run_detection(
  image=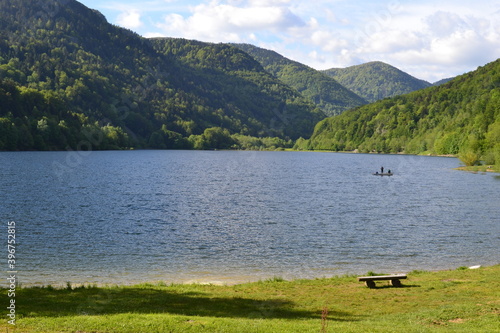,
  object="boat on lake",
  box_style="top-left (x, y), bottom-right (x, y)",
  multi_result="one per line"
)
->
top-left (373, 172), bottom-right (393, 176)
